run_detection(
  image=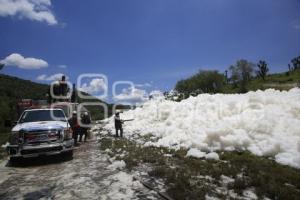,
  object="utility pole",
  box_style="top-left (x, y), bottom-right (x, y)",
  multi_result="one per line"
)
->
top-left (225, 70), bottom-right (228, 83)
